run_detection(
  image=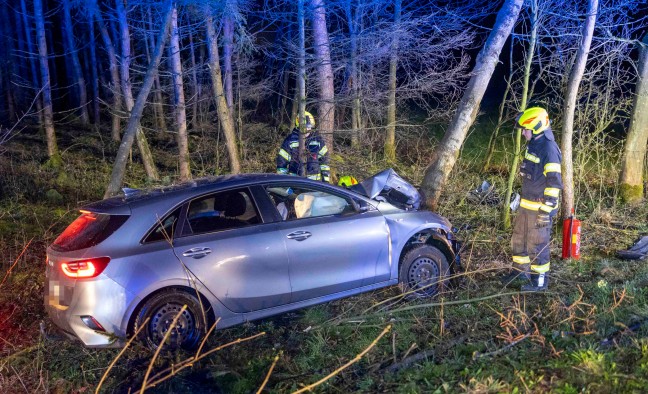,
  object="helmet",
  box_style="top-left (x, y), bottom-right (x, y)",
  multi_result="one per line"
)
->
top-left (338, 175), bottom-right (358, 188)
top-left (517, 107), bottom-right (550, 134)
top-left (296, 111), bottom-right (316, 131)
